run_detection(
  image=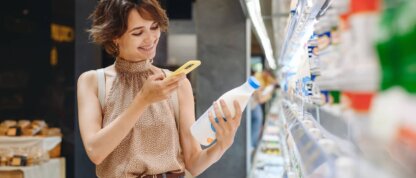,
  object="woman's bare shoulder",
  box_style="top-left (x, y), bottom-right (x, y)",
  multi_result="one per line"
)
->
top-left (77, 70), bottom-right (98, 96)
top-left (78, 70), bottom-right (97, 84)
top-left (78, 65), bottom-right (115, 84)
